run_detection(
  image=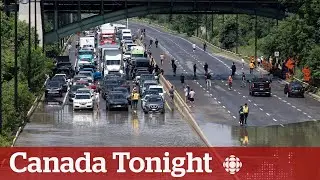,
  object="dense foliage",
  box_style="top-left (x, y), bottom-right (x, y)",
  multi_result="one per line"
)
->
top-left (143, 0), bottom-right (320, 82)
top-left (0, 12), bottom-right (58, 146)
